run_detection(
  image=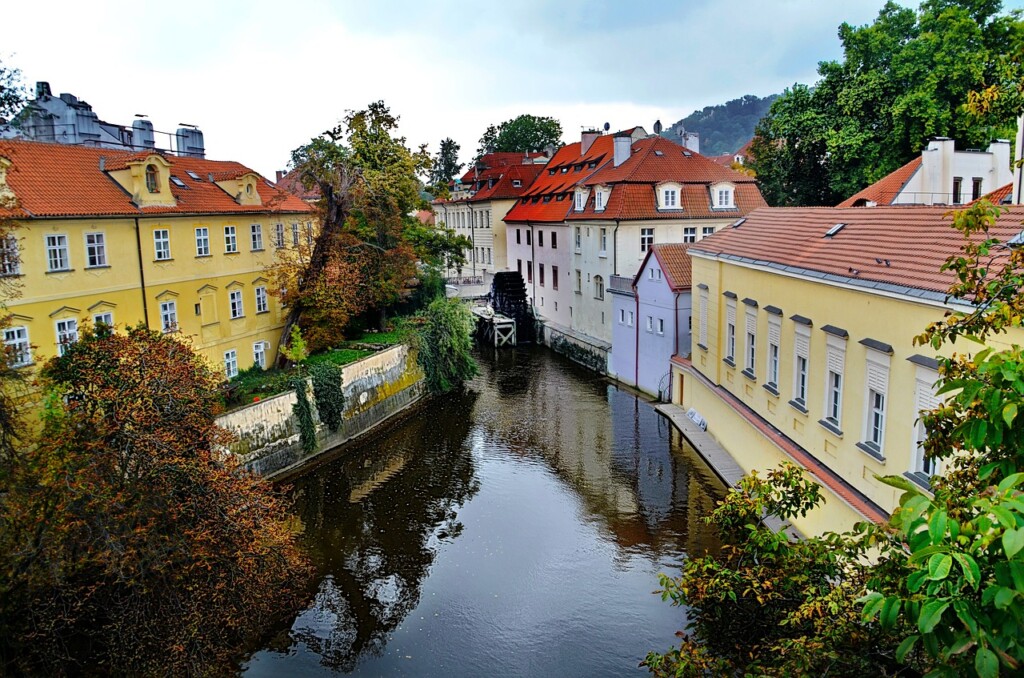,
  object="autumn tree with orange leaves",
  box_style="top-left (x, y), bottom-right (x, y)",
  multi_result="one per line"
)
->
top-left (0, 324), bottom-right (310, 675)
